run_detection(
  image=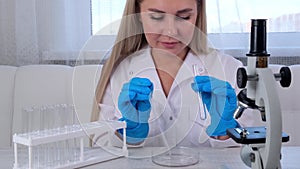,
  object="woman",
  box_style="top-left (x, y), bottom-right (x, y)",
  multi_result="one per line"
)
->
top-left (91, 0), bottom-right (252, 148)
